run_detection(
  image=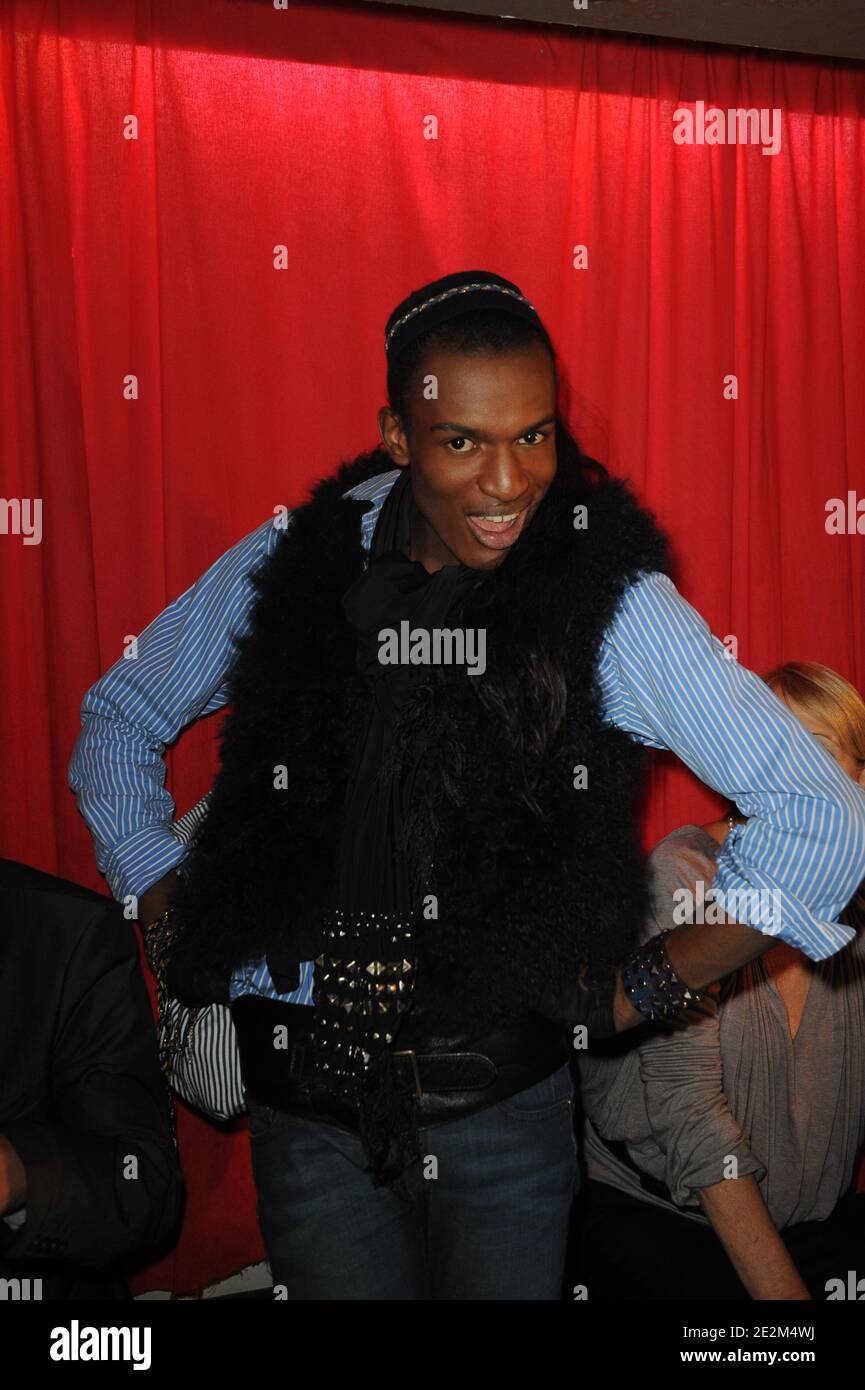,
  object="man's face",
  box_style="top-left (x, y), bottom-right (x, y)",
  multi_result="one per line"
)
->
top-left (378, 344), bottom-right (558, 572)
